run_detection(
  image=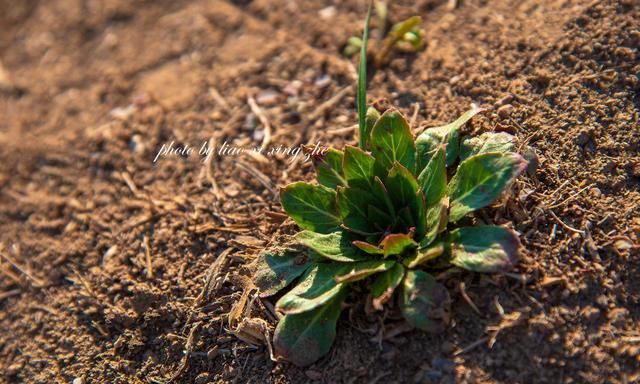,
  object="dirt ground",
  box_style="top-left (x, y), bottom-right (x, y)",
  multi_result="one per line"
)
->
top-left (0, 0), bottom-right (639, 383)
